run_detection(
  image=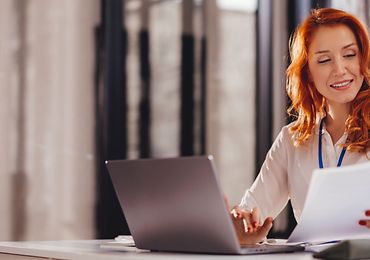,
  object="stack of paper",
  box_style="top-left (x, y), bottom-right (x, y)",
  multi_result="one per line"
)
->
top-left (288, 162), bottom-right (370, 244)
